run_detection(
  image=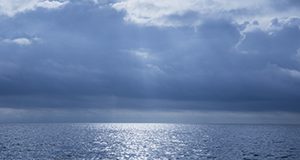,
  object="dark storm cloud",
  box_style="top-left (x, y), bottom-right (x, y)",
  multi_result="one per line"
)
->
top-left (0, 0), bottom-right (300, 114)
